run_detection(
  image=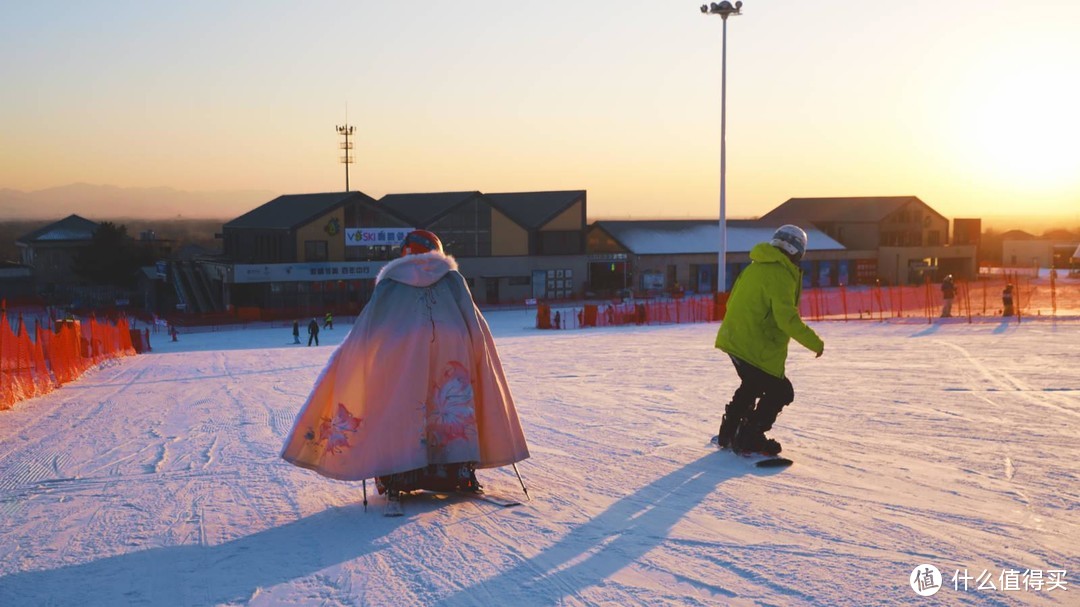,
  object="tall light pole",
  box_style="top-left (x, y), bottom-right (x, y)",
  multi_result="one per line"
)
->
top-left (336, 123), bottom-right (356, 192)
top-left (700, 1), bottom-right (742, 293)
